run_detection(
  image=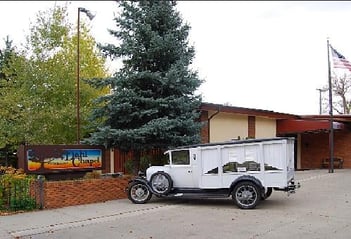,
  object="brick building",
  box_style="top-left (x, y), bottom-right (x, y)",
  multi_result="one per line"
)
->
top-left (200, 102), bottom-right (351, 170)
top-left (105, 102), bottom-right (351, 173)
top-left (277, 115), bottom-right (351, 169)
